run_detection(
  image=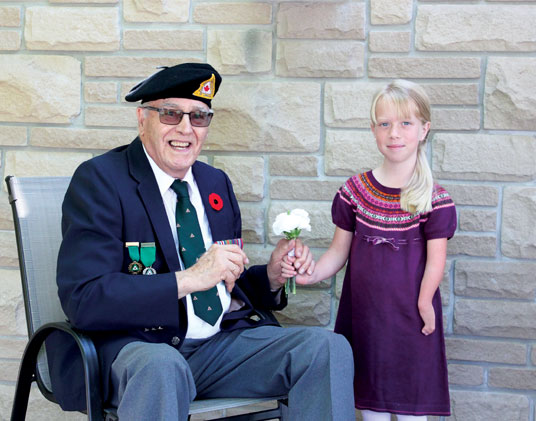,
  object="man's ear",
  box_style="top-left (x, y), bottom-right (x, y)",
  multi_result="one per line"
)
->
top-left (136, 107), bottom-right (145, 134)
